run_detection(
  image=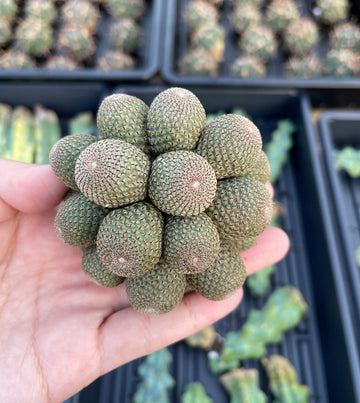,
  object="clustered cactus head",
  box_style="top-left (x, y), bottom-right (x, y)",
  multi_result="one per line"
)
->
top-left (50, 88), bottom-right (273, 315)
